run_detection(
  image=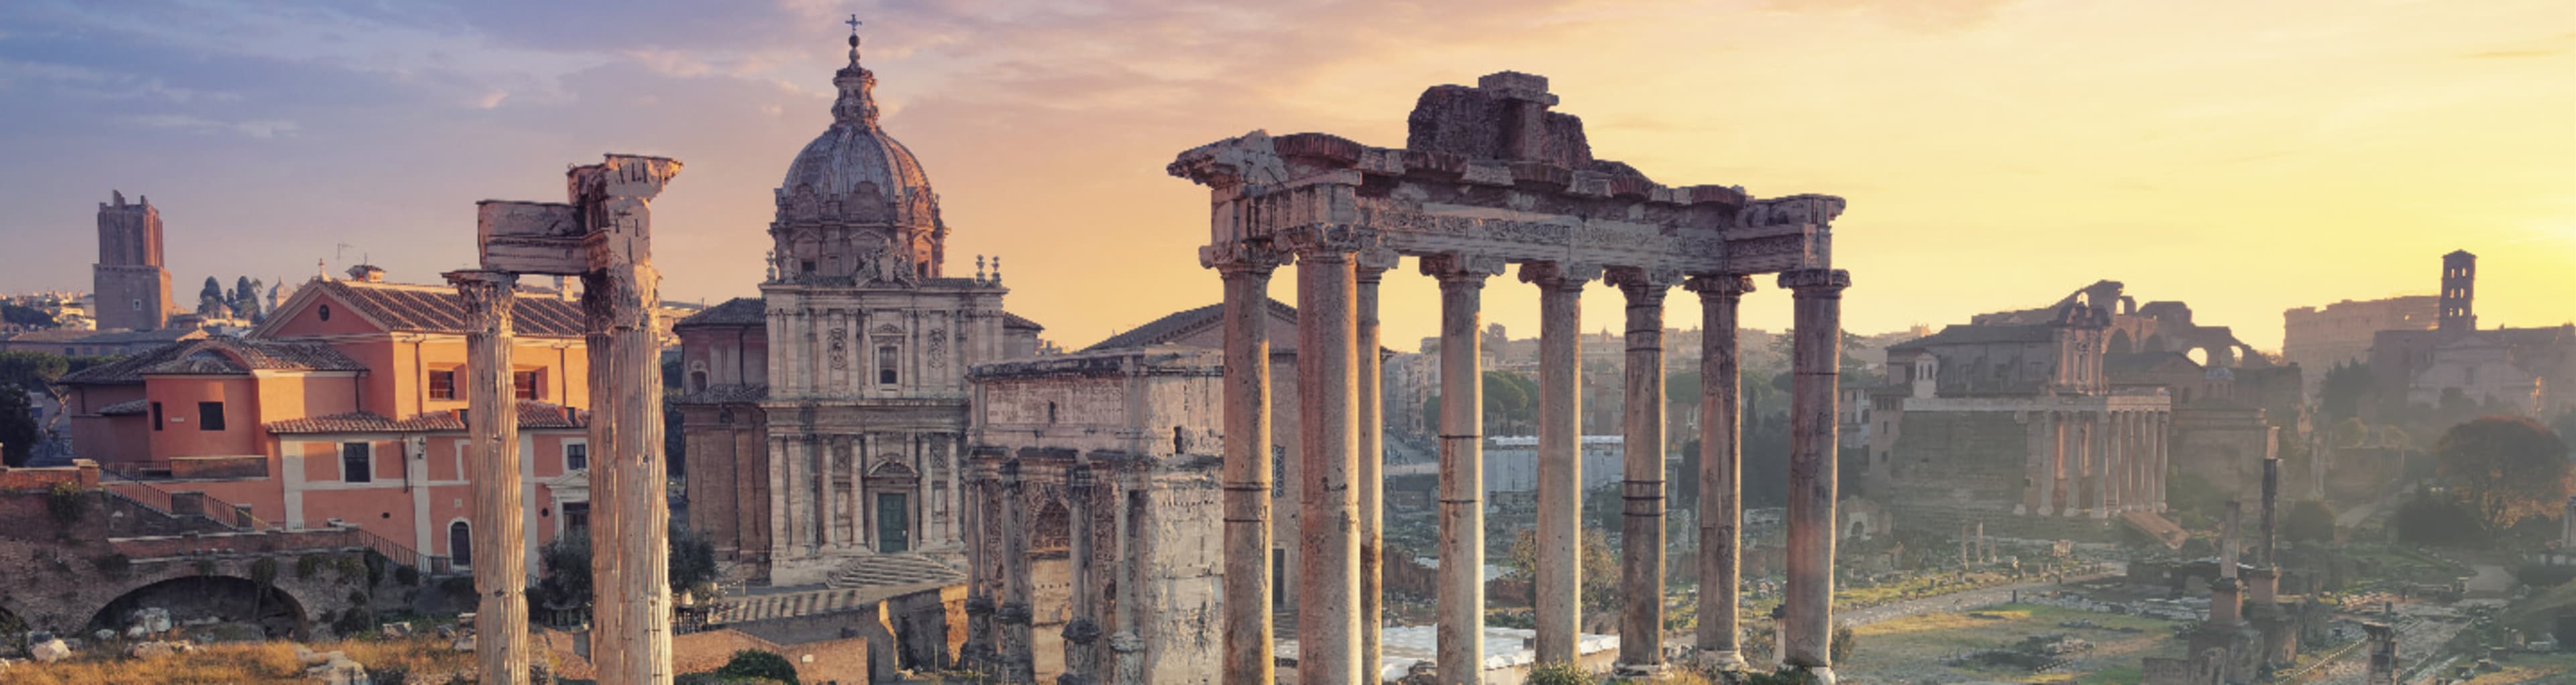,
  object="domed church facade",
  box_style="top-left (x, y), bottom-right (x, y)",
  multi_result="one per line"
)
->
top-left (675, 32), bottom-right (1044, 587)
